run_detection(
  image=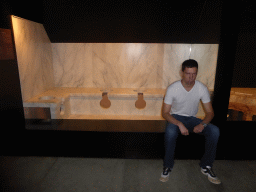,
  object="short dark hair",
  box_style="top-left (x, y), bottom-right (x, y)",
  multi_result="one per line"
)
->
top-left (182, 59), bottom-right (198, 72)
